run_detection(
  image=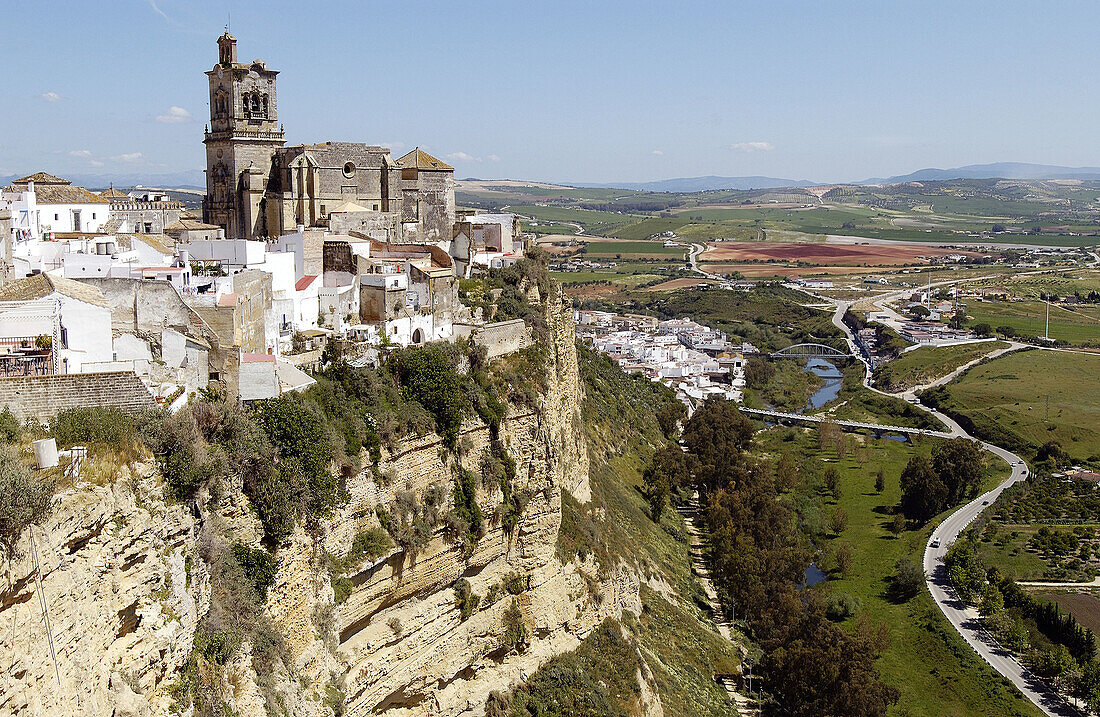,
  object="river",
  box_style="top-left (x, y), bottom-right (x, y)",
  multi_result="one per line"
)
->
top-left (804, 357), bottom-right (843, 411)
